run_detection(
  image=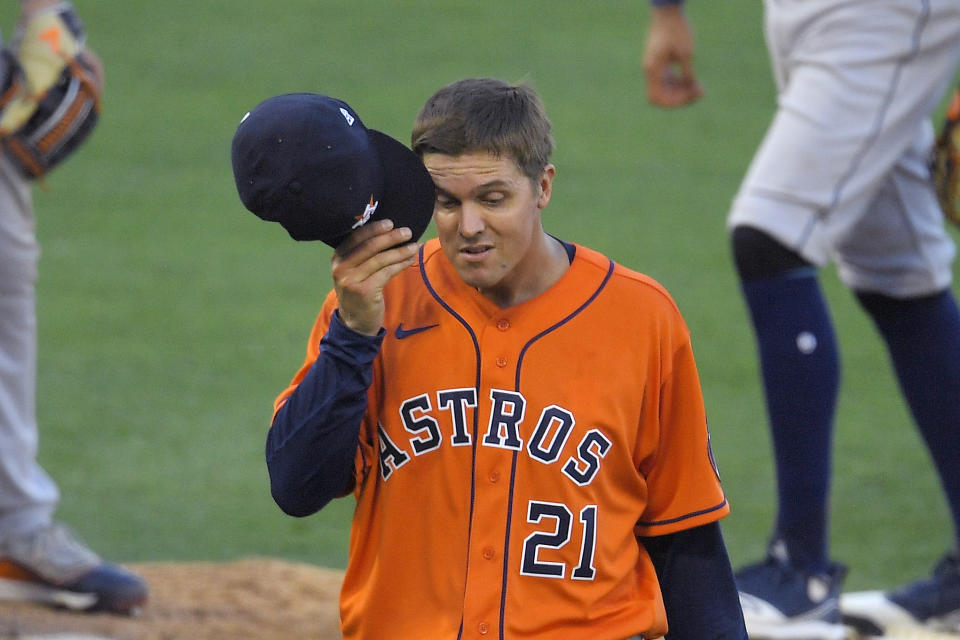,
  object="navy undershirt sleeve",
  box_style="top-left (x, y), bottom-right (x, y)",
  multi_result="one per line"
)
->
top-left (642, 522), bottom-right (748, 638)
top-left (266, 310), bottom-right (384, 517)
